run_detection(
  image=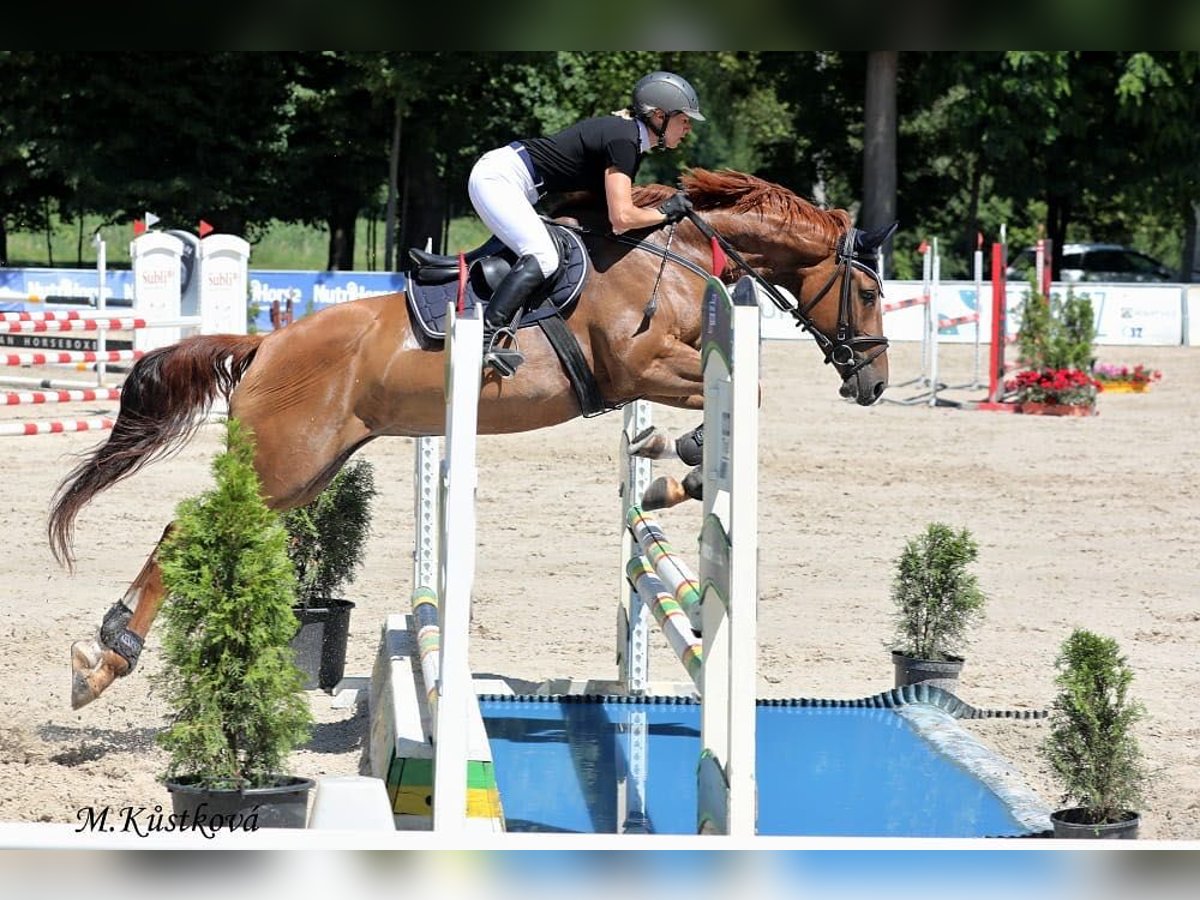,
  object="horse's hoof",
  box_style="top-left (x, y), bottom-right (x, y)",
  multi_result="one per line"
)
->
top-left (629, 427), bottom-right (675, 460)
top-left (71, 638), bottom-right (102, 670)
top-left (70, 639), bottom-right (121, 709)
top-left (641, 476), bottom-right (688, 510)
top-left (71, 670), bottom-right (98, 710)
